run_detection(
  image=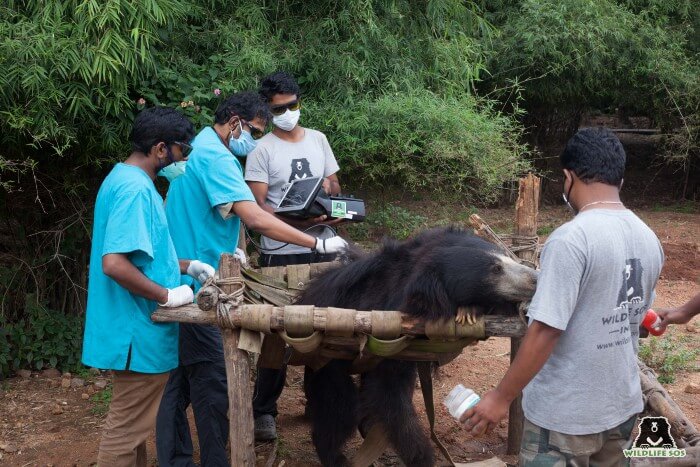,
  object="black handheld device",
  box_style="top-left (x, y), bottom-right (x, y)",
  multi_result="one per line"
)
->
top-left (274, 177), bottom-right (366, 222)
